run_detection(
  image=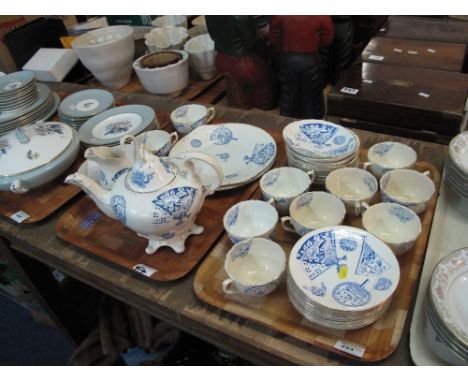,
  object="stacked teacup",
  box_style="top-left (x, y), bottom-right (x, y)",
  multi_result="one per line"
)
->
top-left (283, 120), bottom-right (360, 185)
